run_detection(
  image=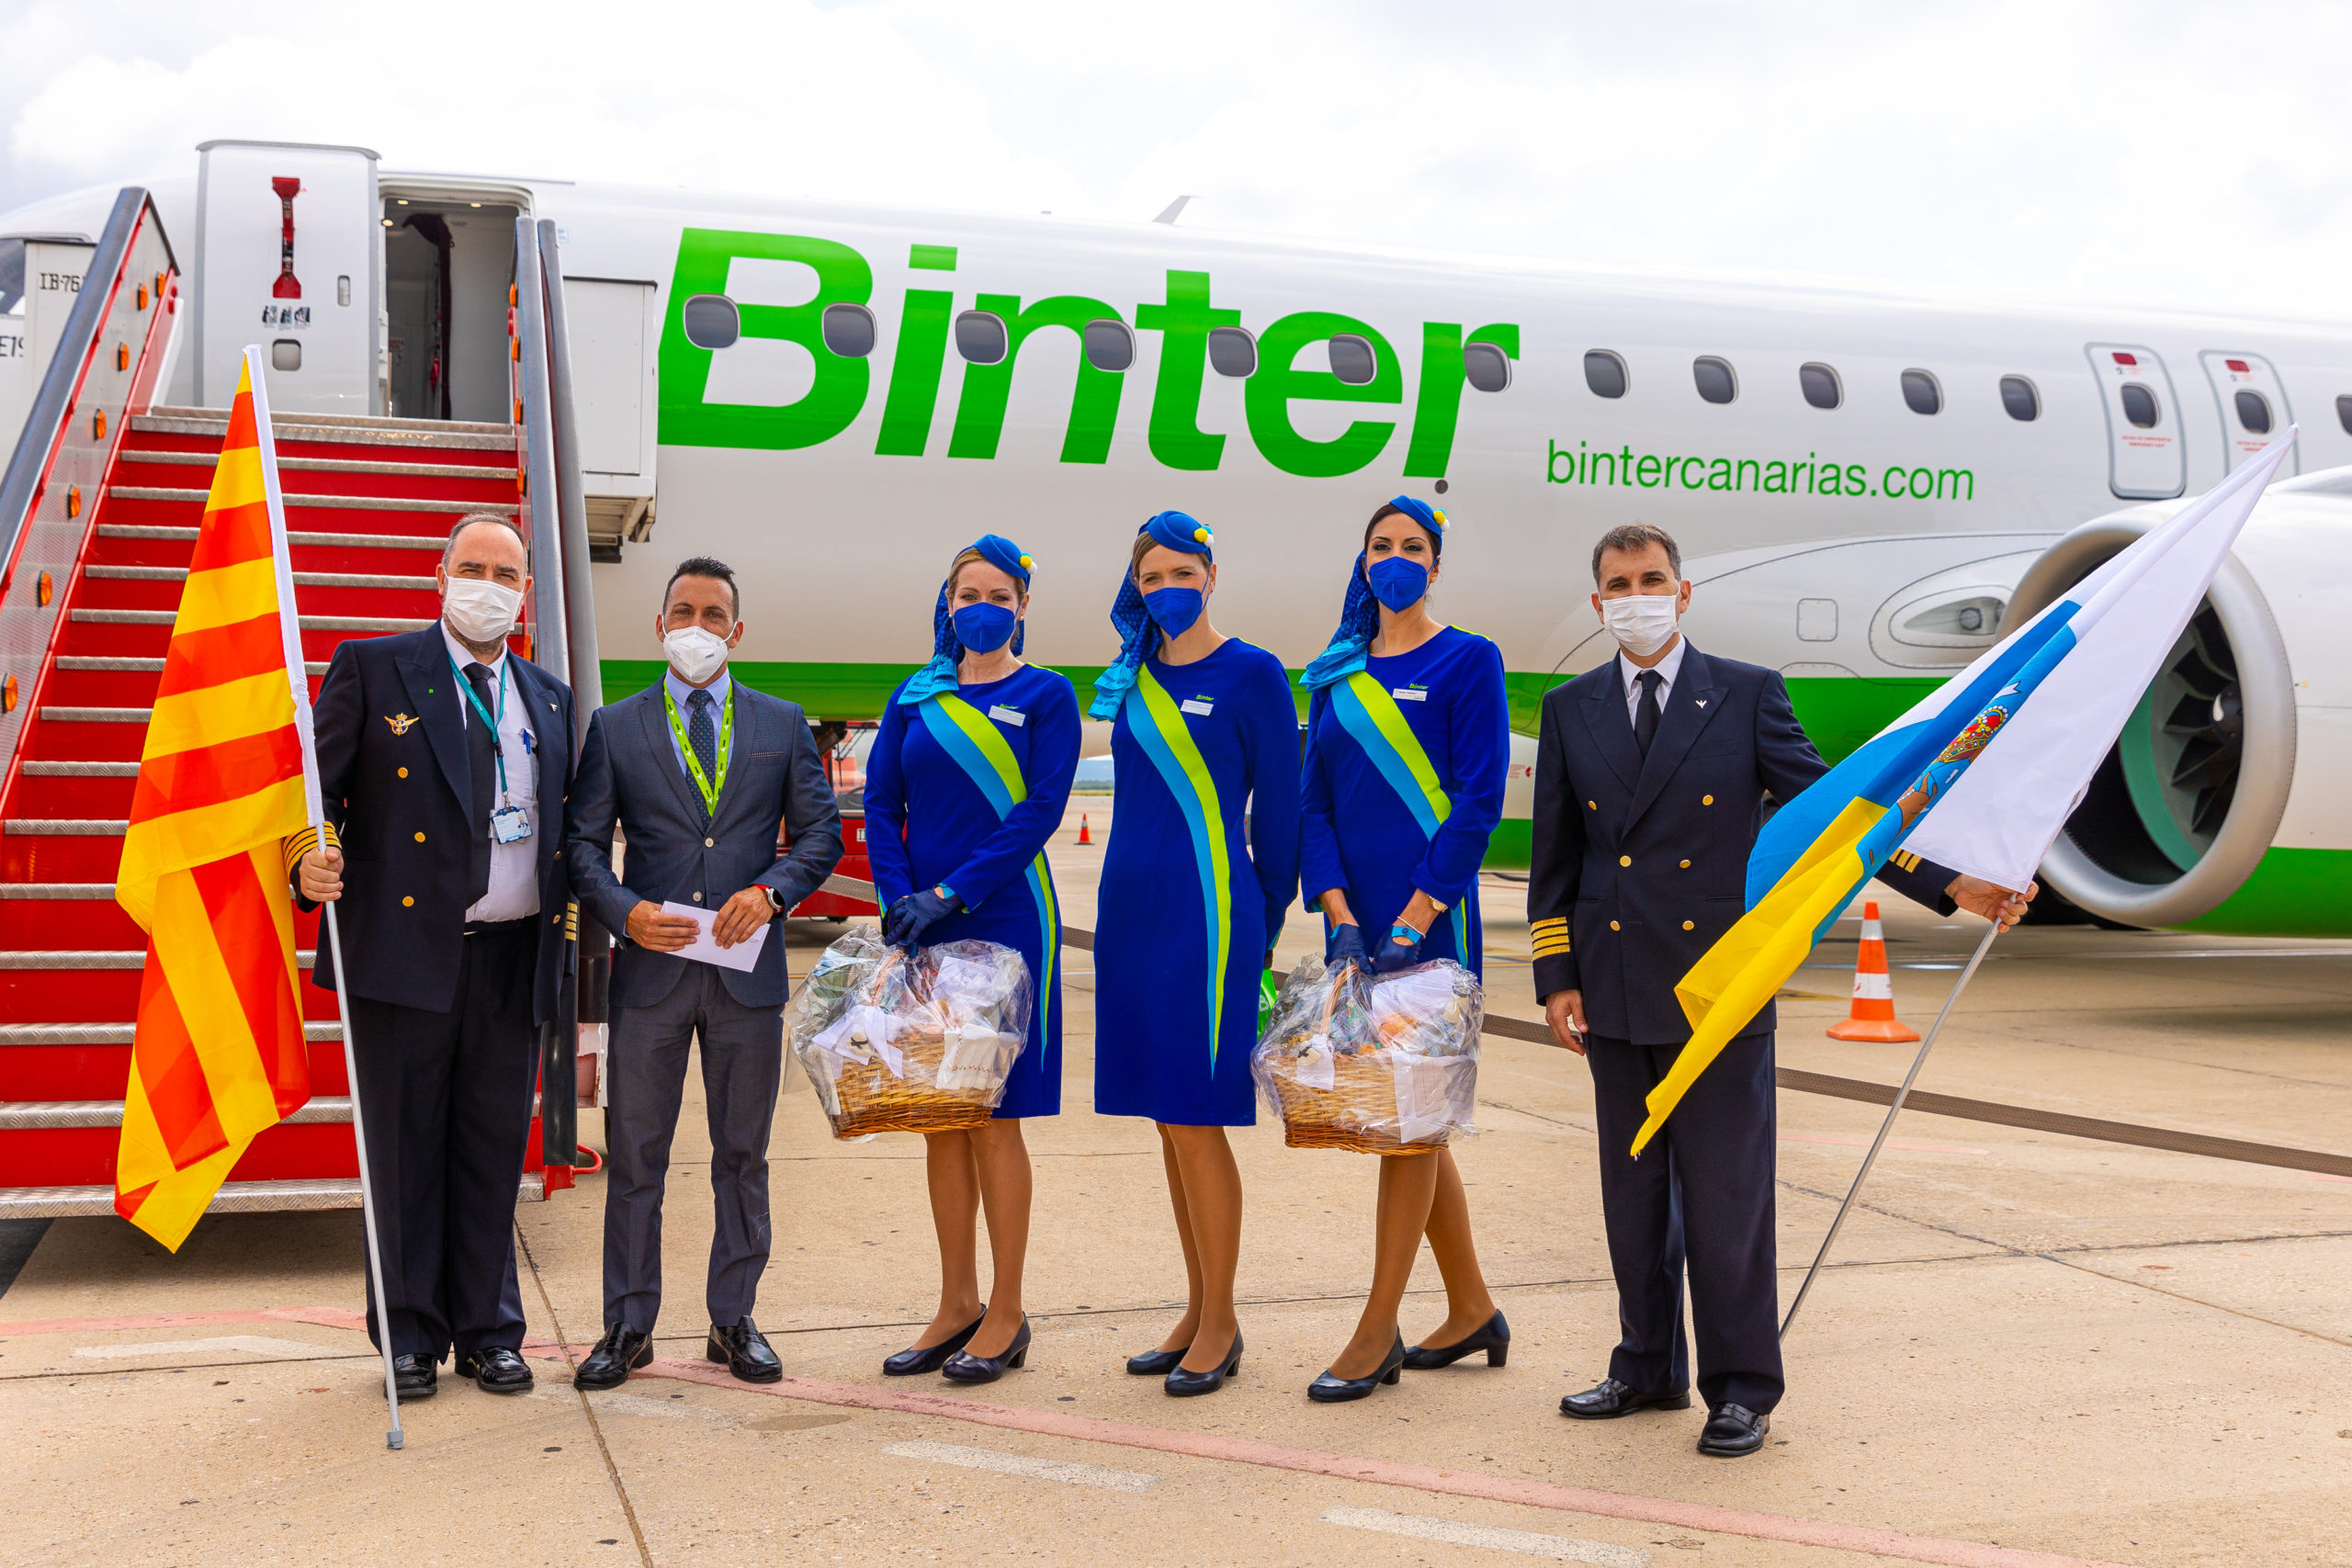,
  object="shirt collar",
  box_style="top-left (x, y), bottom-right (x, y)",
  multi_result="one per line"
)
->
top-left (664, 666), bottom-right (732, 712)
top-left (1619, 633), bottom-right (1688, 690)
top-left (441, 618), bottom-right (508, 679)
